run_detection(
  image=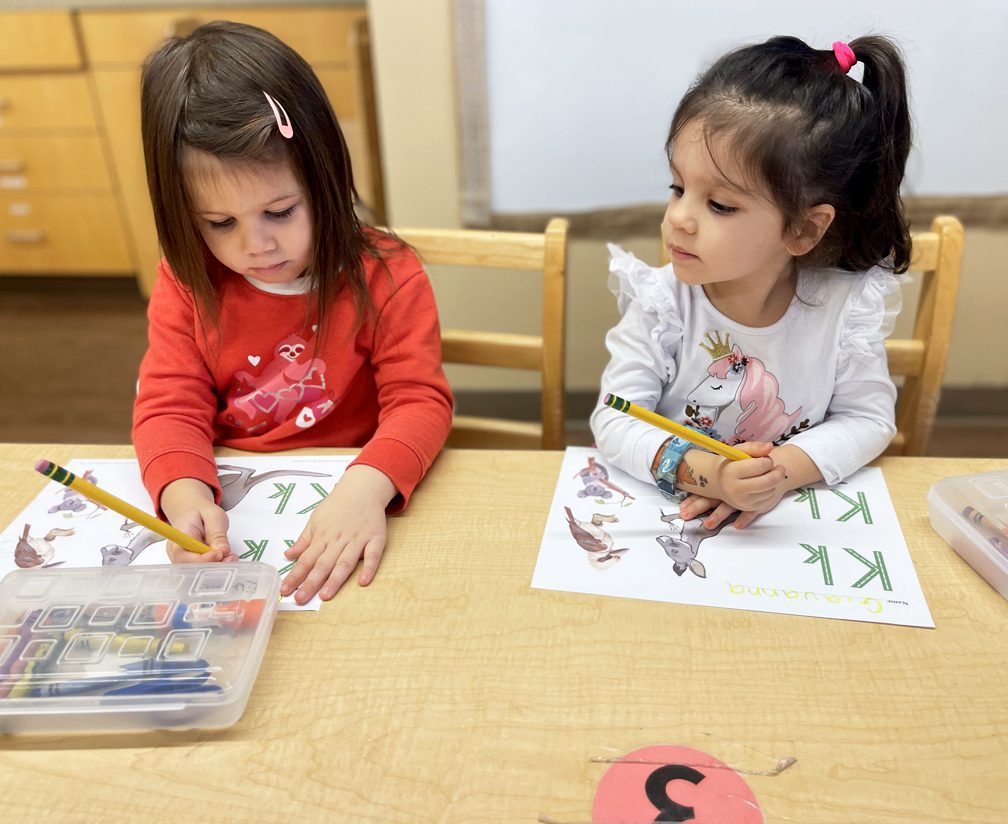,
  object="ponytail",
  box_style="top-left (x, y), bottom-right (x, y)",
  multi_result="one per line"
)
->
top-left (843, 36), bottom-right (912, 272)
